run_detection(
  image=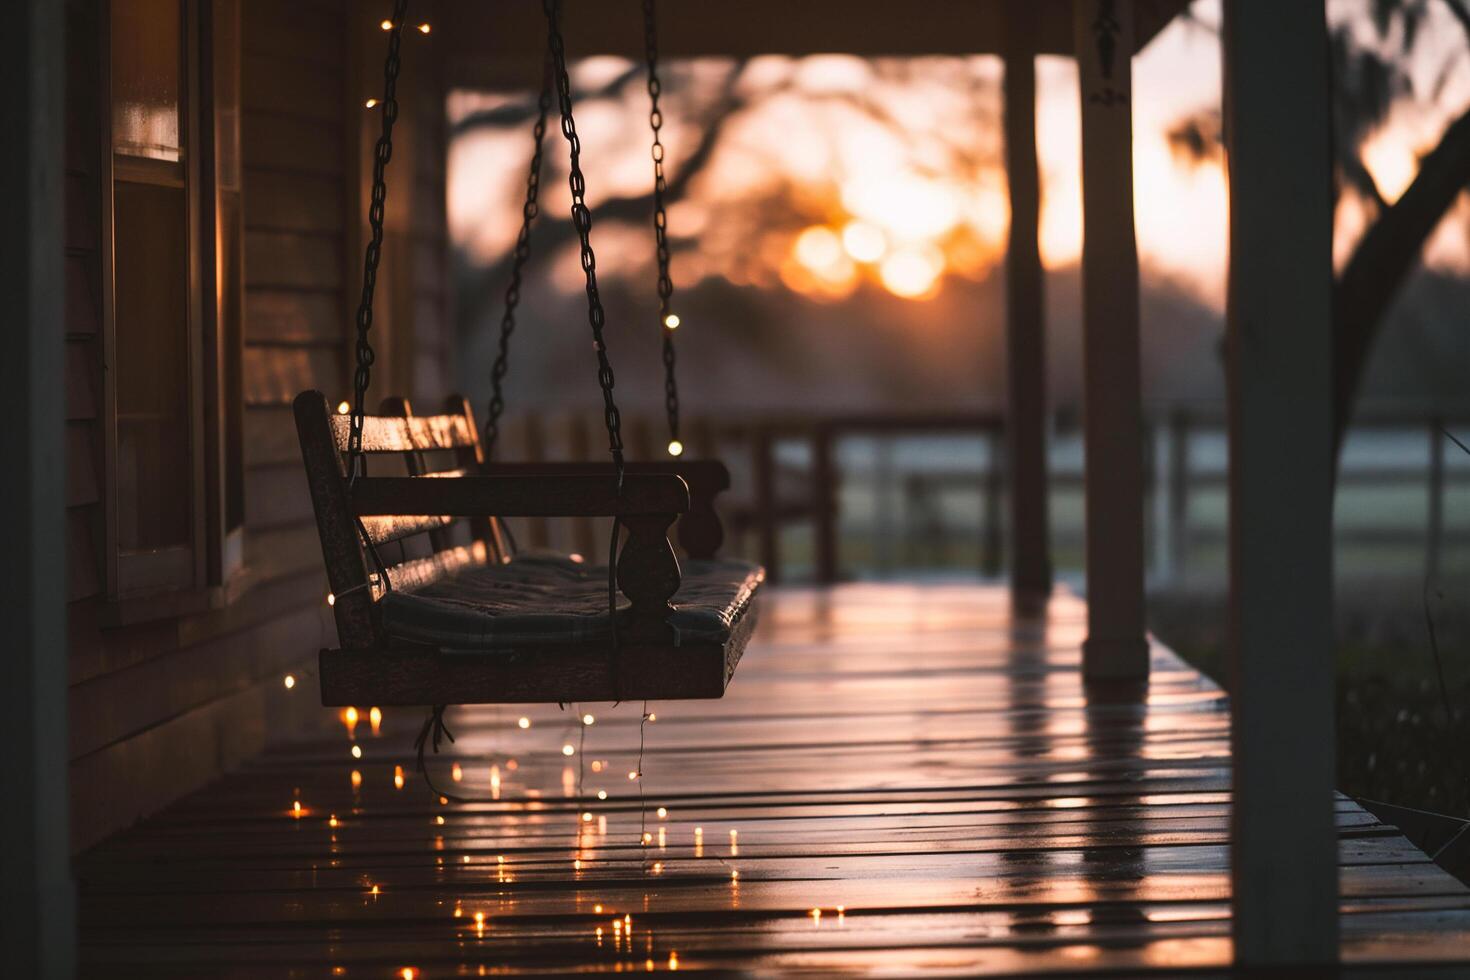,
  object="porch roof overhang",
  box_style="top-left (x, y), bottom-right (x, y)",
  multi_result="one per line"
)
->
top-left (436, 0), bottom-right (1191, 89)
